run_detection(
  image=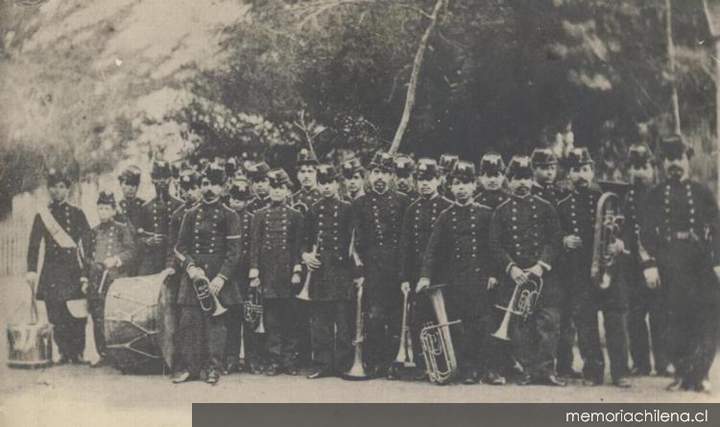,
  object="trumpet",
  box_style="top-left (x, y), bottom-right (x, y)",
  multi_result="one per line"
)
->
top-left (492, 273), bottom-right (543, 341)
top-left (419, 285), bottom-right (460, 385)
top-left (343, 278), bottom-right (370, 380)
top-left (243, 286), bottom-right (265, 334)
top-left (192, 272), bottom-right (227, 317)
top-left (393, 285), bottom-right (415, 368)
